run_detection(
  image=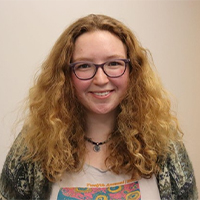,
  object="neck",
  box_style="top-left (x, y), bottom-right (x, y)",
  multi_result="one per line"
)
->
top-left (85, 110), bottom-right (117, 140)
